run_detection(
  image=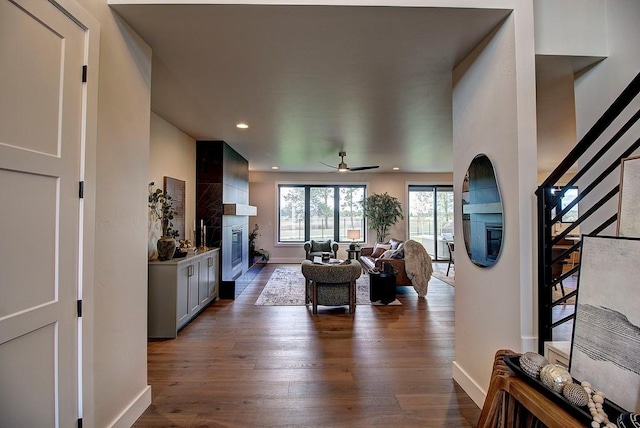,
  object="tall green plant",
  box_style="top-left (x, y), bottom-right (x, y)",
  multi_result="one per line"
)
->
top-left (362, 192), bottom-right (404, 242)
